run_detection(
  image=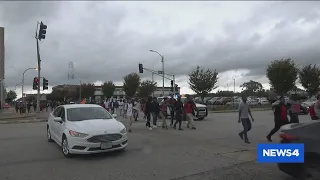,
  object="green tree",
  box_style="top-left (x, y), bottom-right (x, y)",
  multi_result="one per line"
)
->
top-left (298, 64), bottom-right (320, 97)
top-left (47, 89), bottom-right (64, 101)
top-left (188, 66), bottom-right (219, 102)
top-left (240, 80), bottom-right (263, 93)
top-left (137, 80), bottom-right (157, 98)
top-left (123, 73), bottom-right (141, 97)
top-left (215, 90), bottom-right (234, 97)
top-left (266, 58), bottom-right (298, 96)
top-left (80, 83), bottom-right (96, 99)
top-left (6, 90), bottom-right (17, 102)
top-left (102, 81), bottom-right (116, 99)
